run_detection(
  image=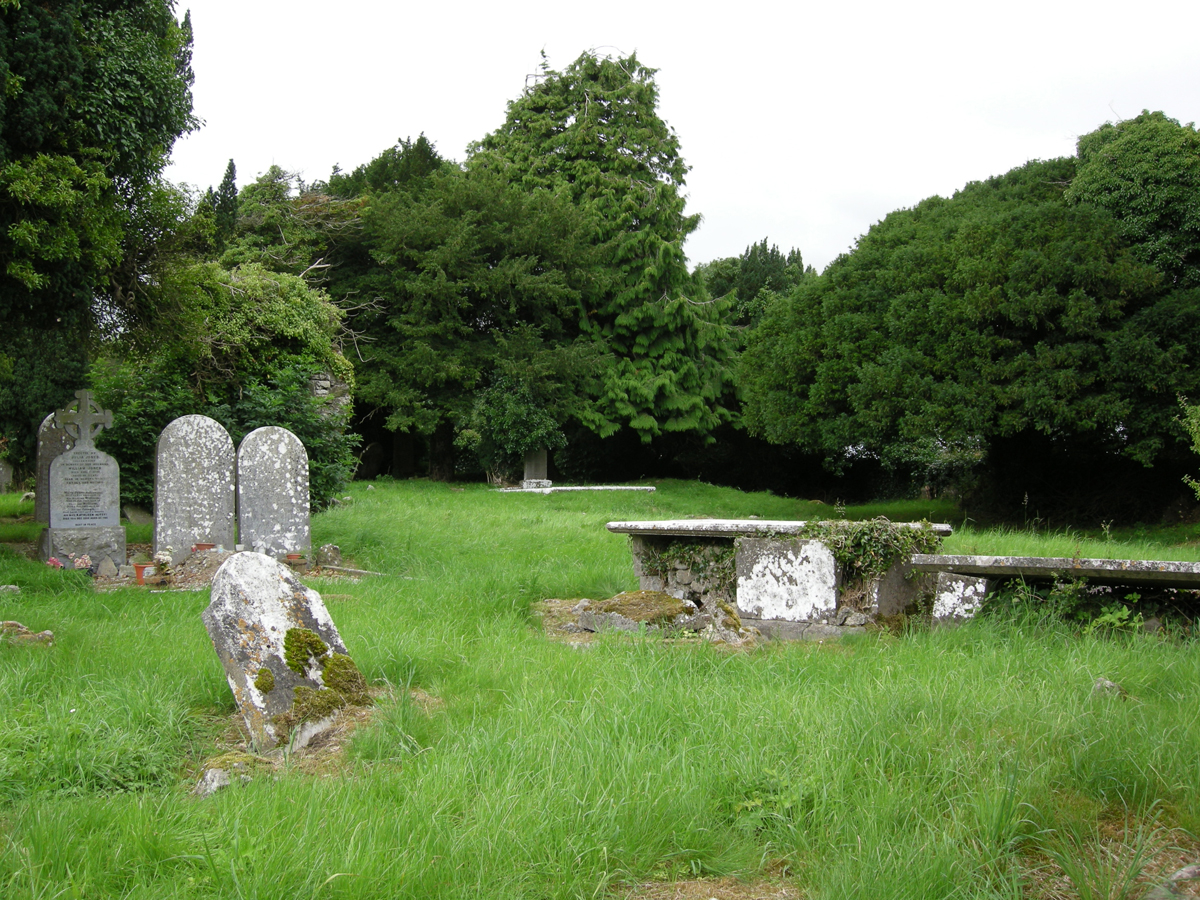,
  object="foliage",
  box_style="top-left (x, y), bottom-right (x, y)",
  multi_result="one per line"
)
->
top-left (740, 148), bottom-right (1200, 518)
top-left (354, 162), bottom-right (602, 475)
top-left (90, 262), bottom-right (358, 507)
top-left (0, 326), bottom-right (87, 473)
top-left (694, 238), bottom-right (813, 328)
top-left (795, 518), bottom-right (943, 585)
top-left (325, 133), bottom-right (447, 198)
top-left (457, 373), bottom-right (568, 479)
top-left (0, 0), bottom-right (197, 335)
top-left (473, 50), bottom-right (736, 440)
top-left (1066, 110), bottom-right (1200, 288)
top-left (212, 158), bottom-right (237, 250)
